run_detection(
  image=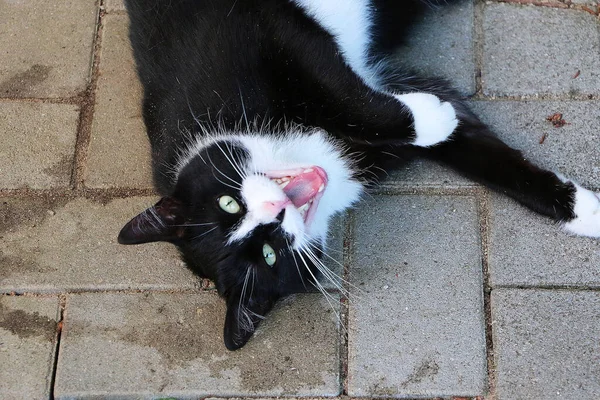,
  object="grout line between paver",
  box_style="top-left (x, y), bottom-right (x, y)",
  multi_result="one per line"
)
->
top-left (372, 184), bottom-right (480, 196)
top-left (188, 397), bottom-right (483, 400)
top-left (492, 284), bottom-right (600, 291)
top-left (48, 294), bottom-right (66, 400)
top-left (3, 92), bottom-right (597, 103)
top-left (488, 0), bottom-right (600, 16)
top-left (468, 93), bottom-right (598, 101)
top-left (474, 0), bottom-right (485, 96)
top-left (0, 187), bottom-right (156, 201)
top-left (5, 282), bottom-right (598, 297)
top-left (340, 211), bottom-right (356, 395)
top-left (476, 188), bottom-right (496, 400)
top-left (71, 2), bottom-right (106, 190)
top-left (1, 287), bottom-right (217, 297)
top-left (0, 97), bottom-right (84, 105)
